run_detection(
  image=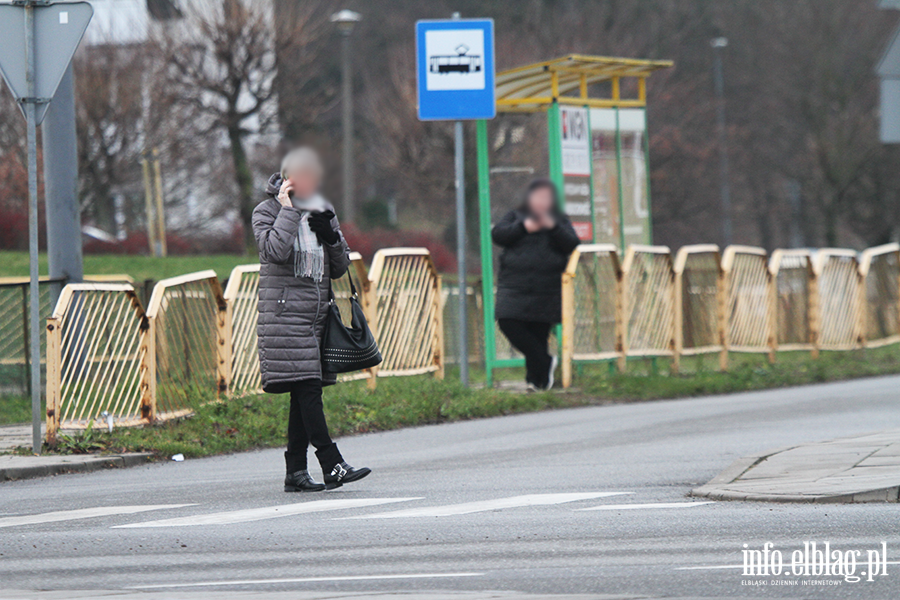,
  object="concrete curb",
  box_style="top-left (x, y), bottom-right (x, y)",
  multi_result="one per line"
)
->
top-left (691, 485), bottom-right (900, 503)
top-left (691, 430), bottom-right (900, 504)
top-left (0, 453), bottom-right (154, 482)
